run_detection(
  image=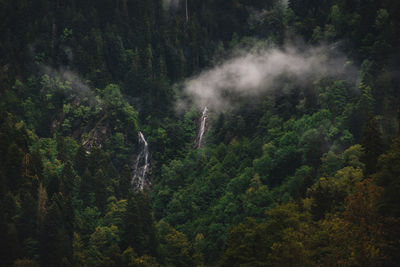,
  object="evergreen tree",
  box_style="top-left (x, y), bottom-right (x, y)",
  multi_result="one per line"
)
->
top-left (361, 117), bottom-right (384, 175)
top-left (40, 194), bottom-right (72, 267)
